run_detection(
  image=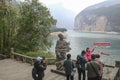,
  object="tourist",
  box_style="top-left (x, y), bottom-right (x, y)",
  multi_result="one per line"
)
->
top-left (95, 54), bottom-right (104, 80)
top-left (41, 56), bottom-right (47, 69)
top-left (76, 50), bottom-right (87, 80)
top-left (63, 54), bottom-right (75, 80)
top-left (33, 56), bottom-right (46, 80)
top-left (86, 54), bottom-right (101, 80)
top-left (85, 47), bottom-right (96, 61)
